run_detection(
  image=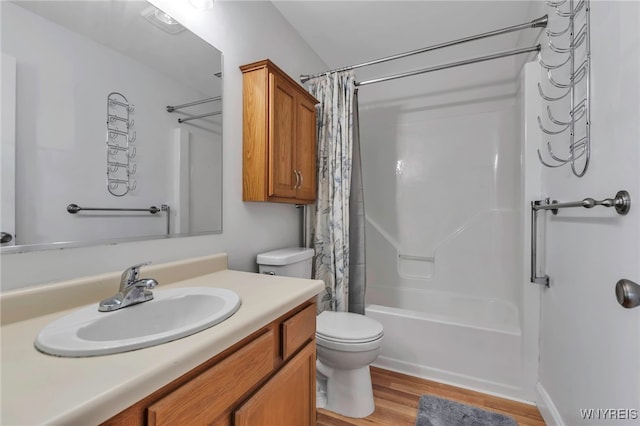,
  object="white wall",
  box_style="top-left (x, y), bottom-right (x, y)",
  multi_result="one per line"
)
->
top-left (517, 60), bottom-right (543, 402)
top-left (1, 54), bottom-right (17, 248)
top-left (536, 2), bottom-right (640, 424)
top-left (0, 1), bottom-right (327, 290)
top-left (1, 2), bottom-right (221, 245)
